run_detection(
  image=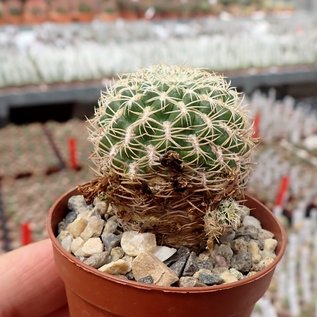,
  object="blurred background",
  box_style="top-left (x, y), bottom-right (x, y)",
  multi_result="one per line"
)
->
top-left (0, 0), bottom-right (317, 316)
